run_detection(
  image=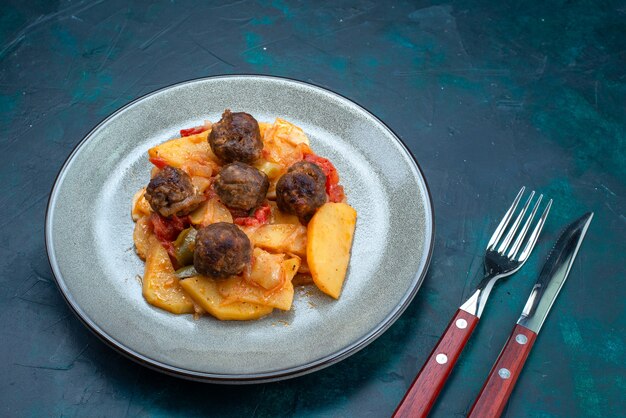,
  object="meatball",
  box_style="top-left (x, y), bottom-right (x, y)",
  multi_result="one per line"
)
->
top-left (145, 165), bottom-right (204, 217)
top-left (193, 222), bottom-right (251, 278)
top-left (214, 162), bottom-right (269, 211)
top-left (276, 161), bottom-right (327, 224)
top-left (209, 109), bottom-right (263, 163)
